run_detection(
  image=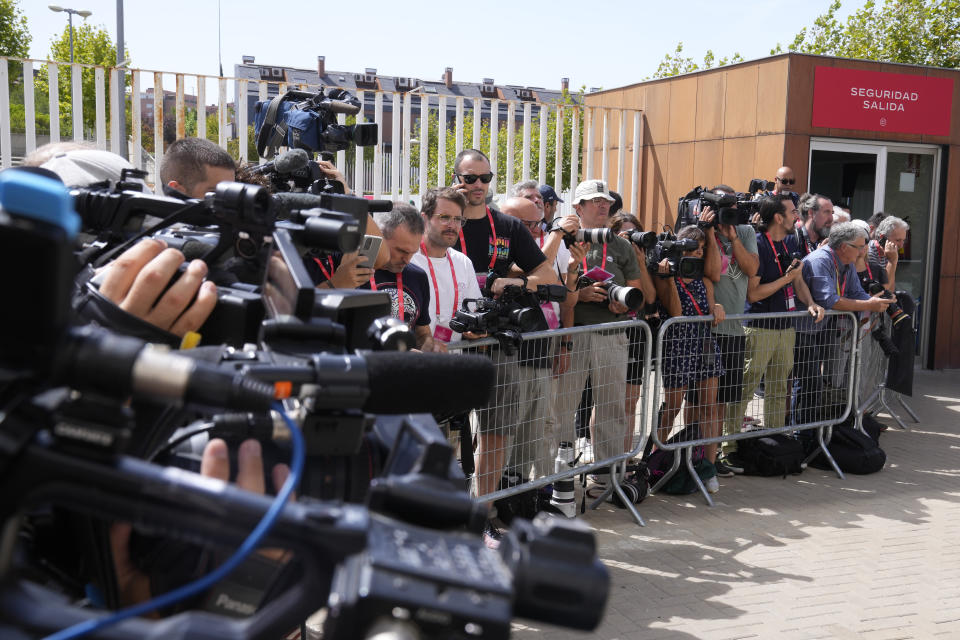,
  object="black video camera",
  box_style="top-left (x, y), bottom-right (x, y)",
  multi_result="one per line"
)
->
top-left (777, 251), bottom-right (803, 275)
top-left (627, 230), bottom-right (658, 250)
top-left (254, 88), bottom-right (378, 159)
top-left (676, 186), bottom-right (760, 231)
top-left (449, 283), bottom-right (566, 355)
top-left (863, 279), bottom-right (911, 328)
top-left (645, 231), bottom-right (705, 279)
